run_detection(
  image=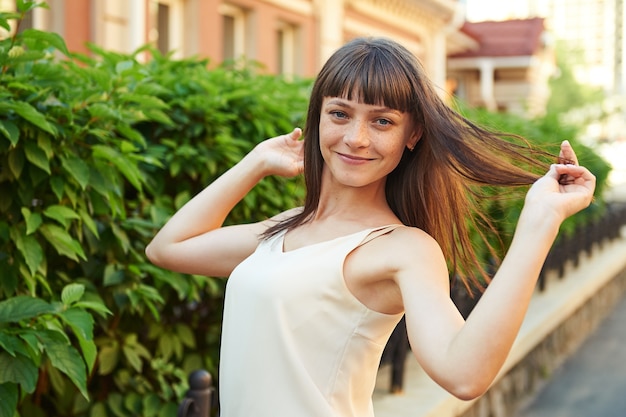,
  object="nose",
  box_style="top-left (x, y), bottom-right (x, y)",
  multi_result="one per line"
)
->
top-left (343, 119), bottom-right (370, 148)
